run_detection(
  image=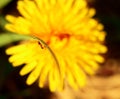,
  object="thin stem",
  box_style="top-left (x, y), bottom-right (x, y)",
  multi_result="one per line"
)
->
top-left (35, 37), bottom-right (60, 70)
